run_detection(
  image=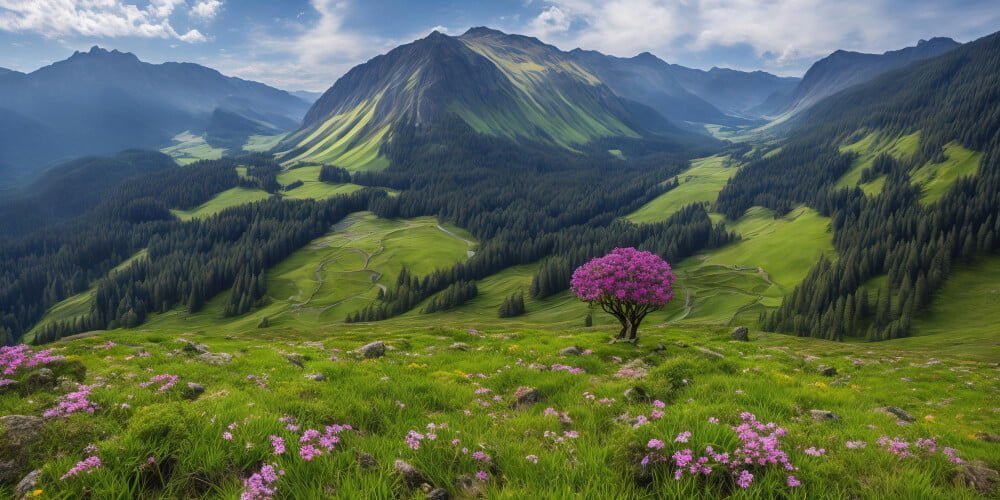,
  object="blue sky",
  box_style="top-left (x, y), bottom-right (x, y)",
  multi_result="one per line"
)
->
top-left (1, 0), bottom-right (998, 91)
